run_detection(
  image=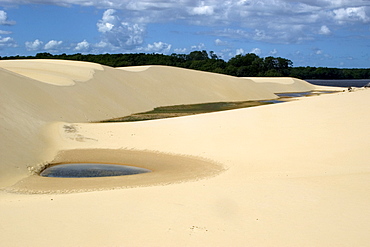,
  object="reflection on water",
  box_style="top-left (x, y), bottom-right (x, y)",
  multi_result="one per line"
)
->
top-left (40, 163), bottom-right (151, 178)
